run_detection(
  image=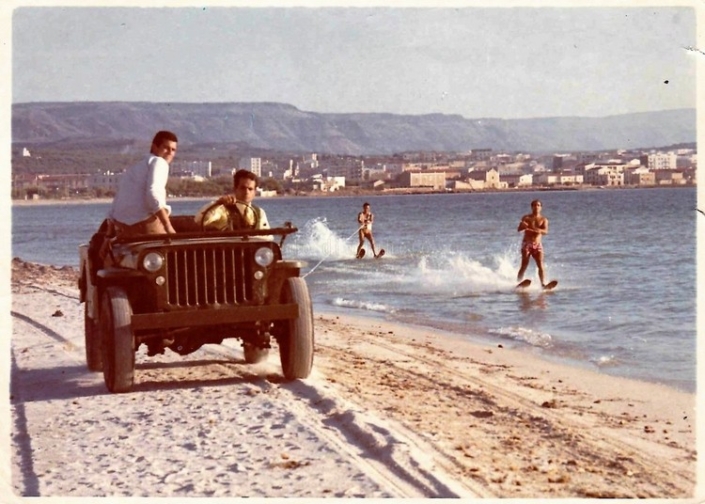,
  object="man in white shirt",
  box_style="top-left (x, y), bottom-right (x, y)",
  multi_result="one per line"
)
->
top-left (108, 130), bottom-right (178, 235)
